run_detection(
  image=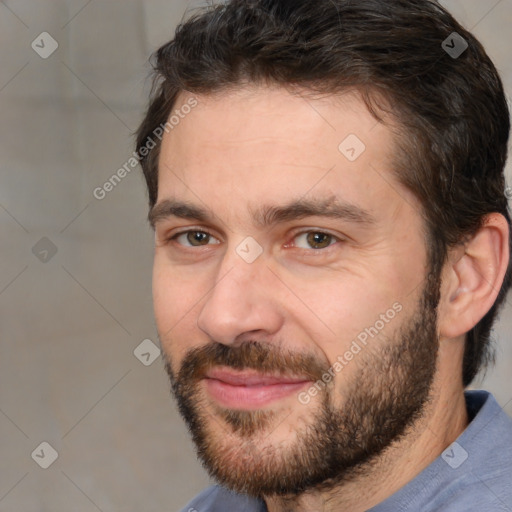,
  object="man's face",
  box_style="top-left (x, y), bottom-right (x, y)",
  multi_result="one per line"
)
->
top-left (152, 86), bottom-right (440, 496)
